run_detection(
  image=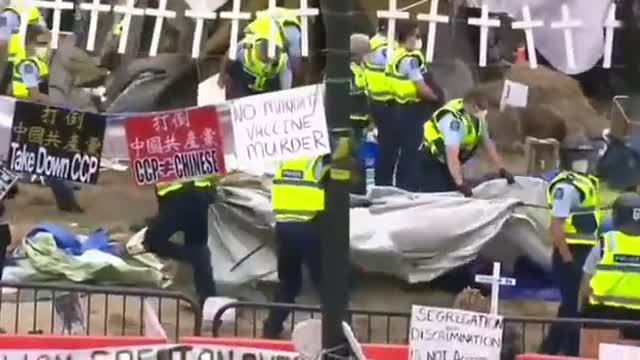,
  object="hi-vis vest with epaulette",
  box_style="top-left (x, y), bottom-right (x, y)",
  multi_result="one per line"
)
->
top-left (155, 177), bottom-right (213, 197)
top-left (385, 47), bottom-right (427, 104)
top-left (350, 62), bottom-right (369, 123)
top-left (547, 171), bottom-right (601, 246)
top-left (590, 231), bottom-right (640, 310)
top-left (4, 6), bottom-right (42, 63)
top-left (423, 98), bottom-right (482, 163)
top-left (12, 56), bottom-right (49, 98)
top-left (363, 34), bottom-right (394, 102)
top-left (240, 35), bottom-right (287, 92)
top-left (271, 156), bottom-right (325, 222)
top-left (244, 7), bottom-right (299, 51)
